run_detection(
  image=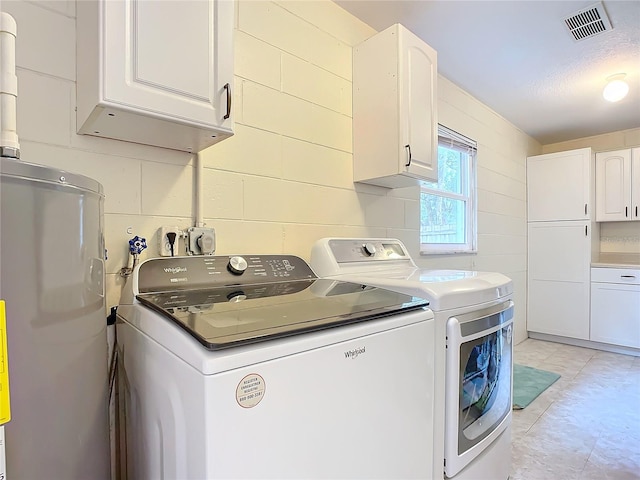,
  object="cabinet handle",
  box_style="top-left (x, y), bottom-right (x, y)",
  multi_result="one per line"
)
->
top-left (621, 275), bottom-right (636, 279)
top-left (223, 83), bottom-right (231, 120)
top-left (636, 206), bottom-right (638, 217)
top-left (585, 225), bottom-right (588, 236)
top-left (584, 203), bottom-right (587, 215)
top-left (404, 144), bottom-right (412, 167)
top-left (626, 206), bottom-right (629, 217)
